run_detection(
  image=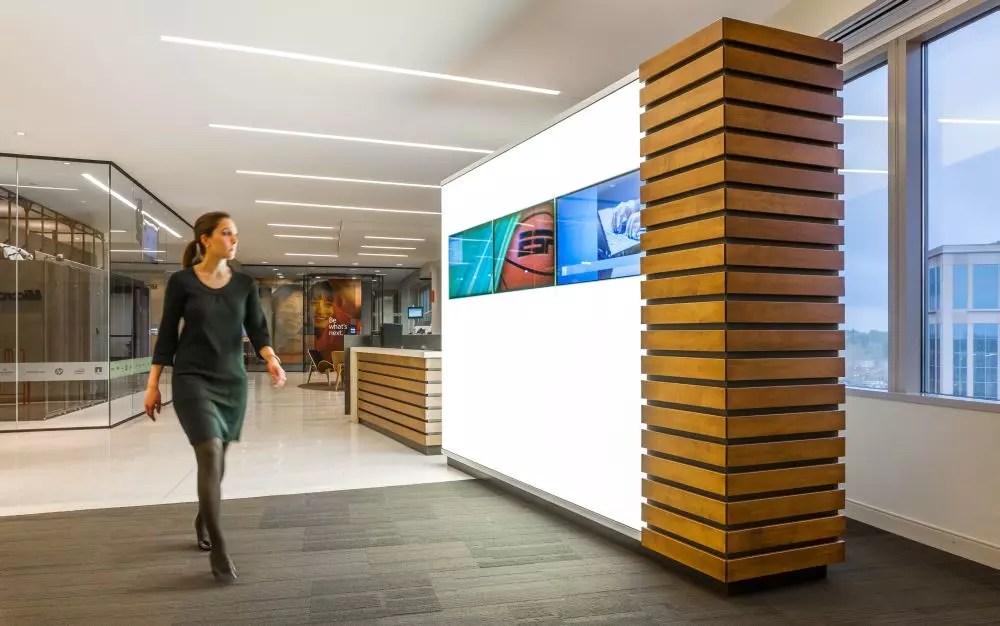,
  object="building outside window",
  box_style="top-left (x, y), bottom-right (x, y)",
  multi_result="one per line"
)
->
top-left (972, 323), bottom-right (998, 400)
top-left (953, 323), bottom-right (968, 397)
